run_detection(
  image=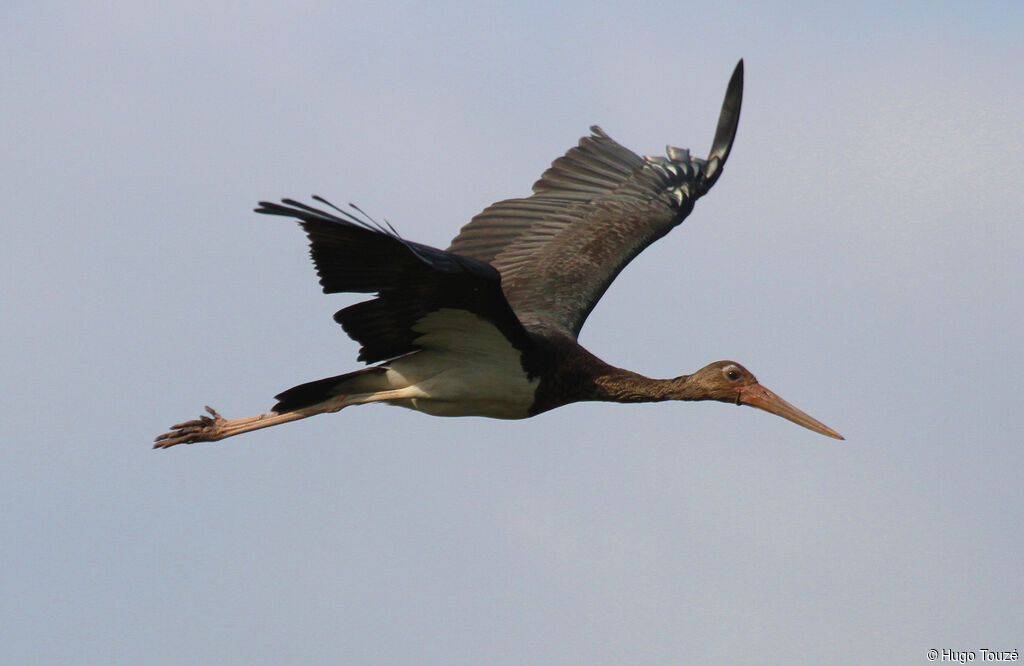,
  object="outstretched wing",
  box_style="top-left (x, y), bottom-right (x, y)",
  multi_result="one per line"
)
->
top-left (447, 60), bottom-right (744, 338)
top-left (255, 198), bottom-right (531, 364)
